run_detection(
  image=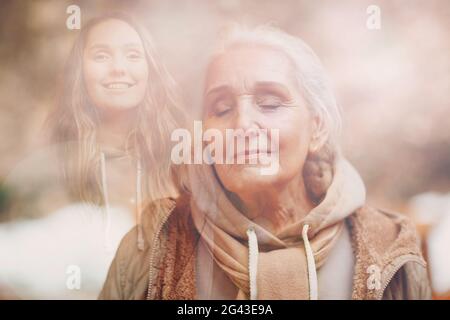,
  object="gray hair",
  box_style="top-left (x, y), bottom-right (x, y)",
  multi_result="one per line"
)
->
top-left (207, 24), bottom-right (342, 149)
